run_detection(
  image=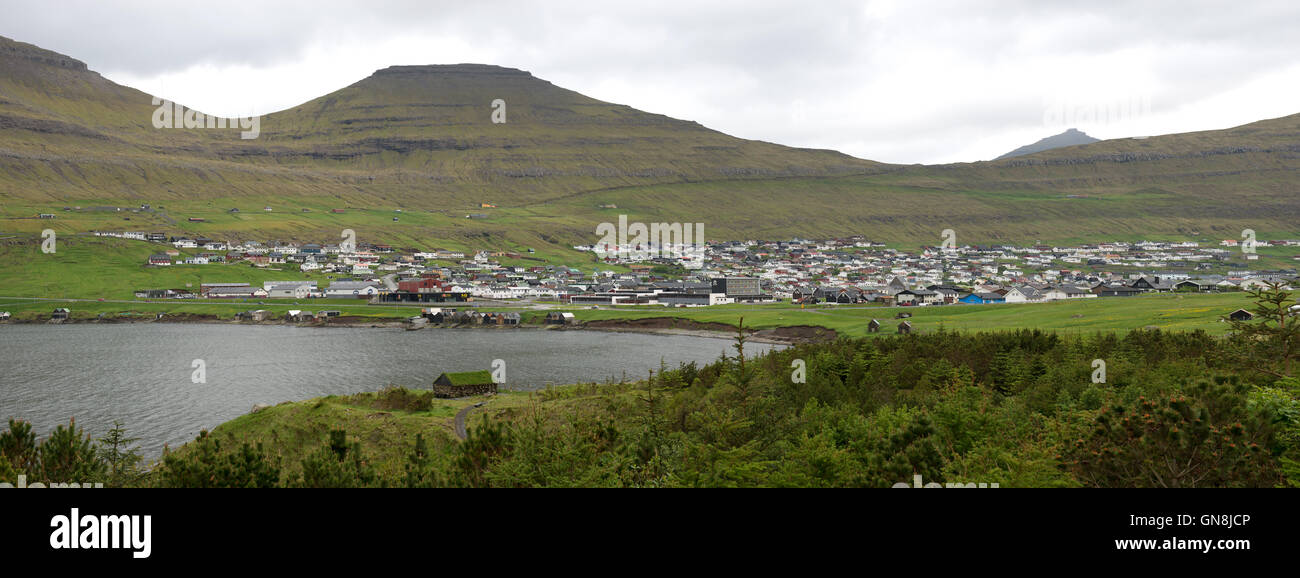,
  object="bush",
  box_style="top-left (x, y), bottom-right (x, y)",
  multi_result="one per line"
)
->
top-left (371, 386), bottom-right (433, 412)
top-left (37, 419), bottom-right (106, 484)
top-left (1066, 378), bottom-right (1280, 487)
top-left (157, 431), bottom-right (281, 488)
